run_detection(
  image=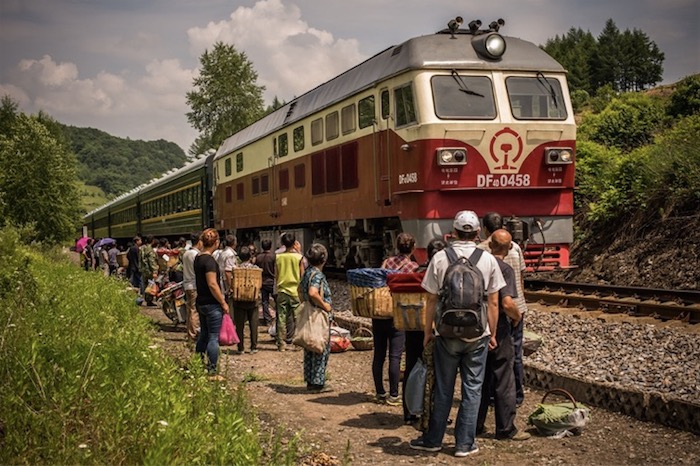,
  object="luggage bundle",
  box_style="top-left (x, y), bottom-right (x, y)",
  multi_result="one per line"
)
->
top-left (346, 268), bottom-right (396, 319)
top-left (386, 272), bottom-right (428, 331)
